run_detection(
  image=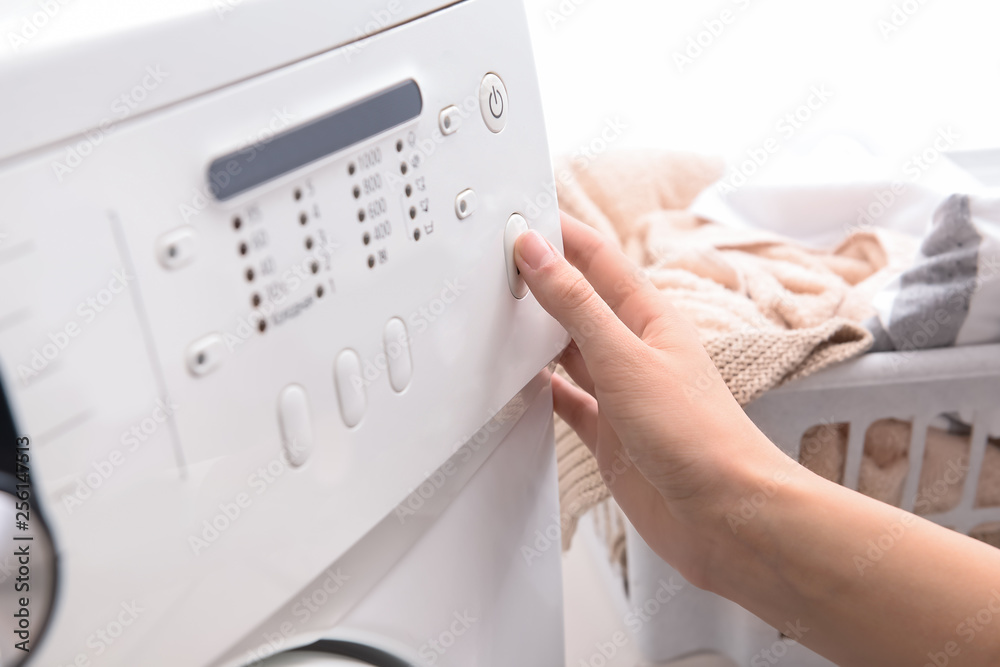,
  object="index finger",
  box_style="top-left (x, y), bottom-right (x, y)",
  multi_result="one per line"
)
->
top-left (513, 228), bottom-right (642, 372)
top-left (561, 212), bottom-right (674, 339)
